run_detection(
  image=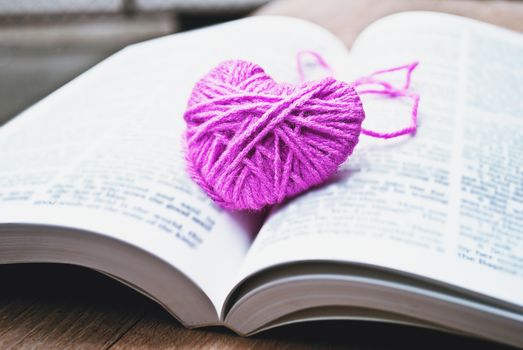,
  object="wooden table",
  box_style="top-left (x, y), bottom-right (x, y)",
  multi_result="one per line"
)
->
top-left (1, 0), bottom-right (522, 348)
top-left (0, 264), bottom-right (512, 349)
